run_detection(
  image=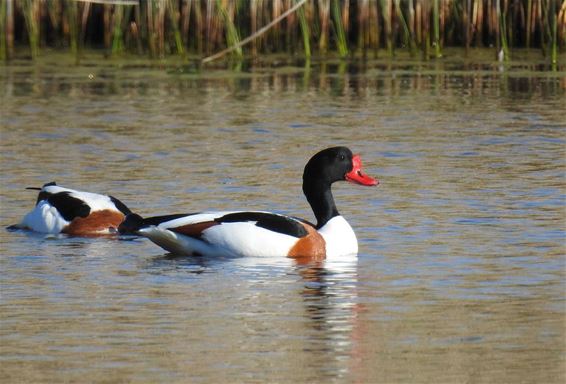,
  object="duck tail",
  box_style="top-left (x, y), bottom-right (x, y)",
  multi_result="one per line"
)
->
top-left (118, 213), bottom-right (146, 235)
top-left (26, 181), bottom-right (57, 191)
